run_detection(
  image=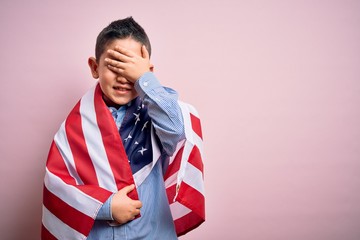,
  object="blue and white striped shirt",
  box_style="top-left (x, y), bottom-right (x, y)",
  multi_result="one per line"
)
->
top-left (87, 72), bottom-right (184, 240)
